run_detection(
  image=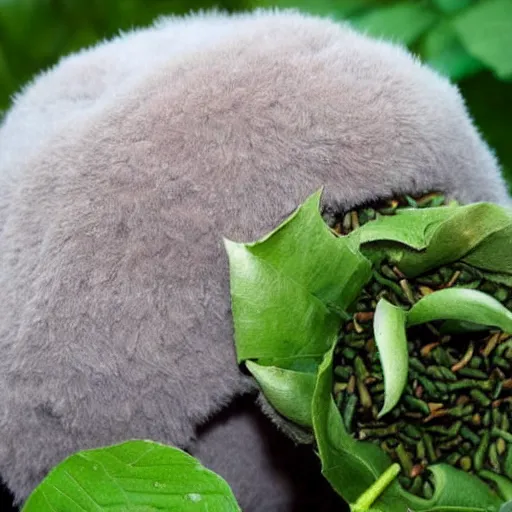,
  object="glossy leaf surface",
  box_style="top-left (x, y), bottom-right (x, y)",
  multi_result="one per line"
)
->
top-left (22, 441), bottom-right (241, 512)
